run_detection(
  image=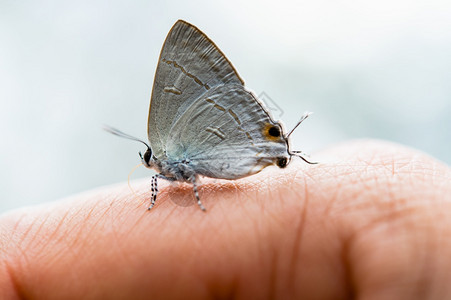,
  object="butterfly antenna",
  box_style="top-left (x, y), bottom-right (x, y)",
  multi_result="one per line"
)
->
top-left (103, 125), bottom-right (151, 150)
top-left (285, 111), bottom-right (313, 139)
